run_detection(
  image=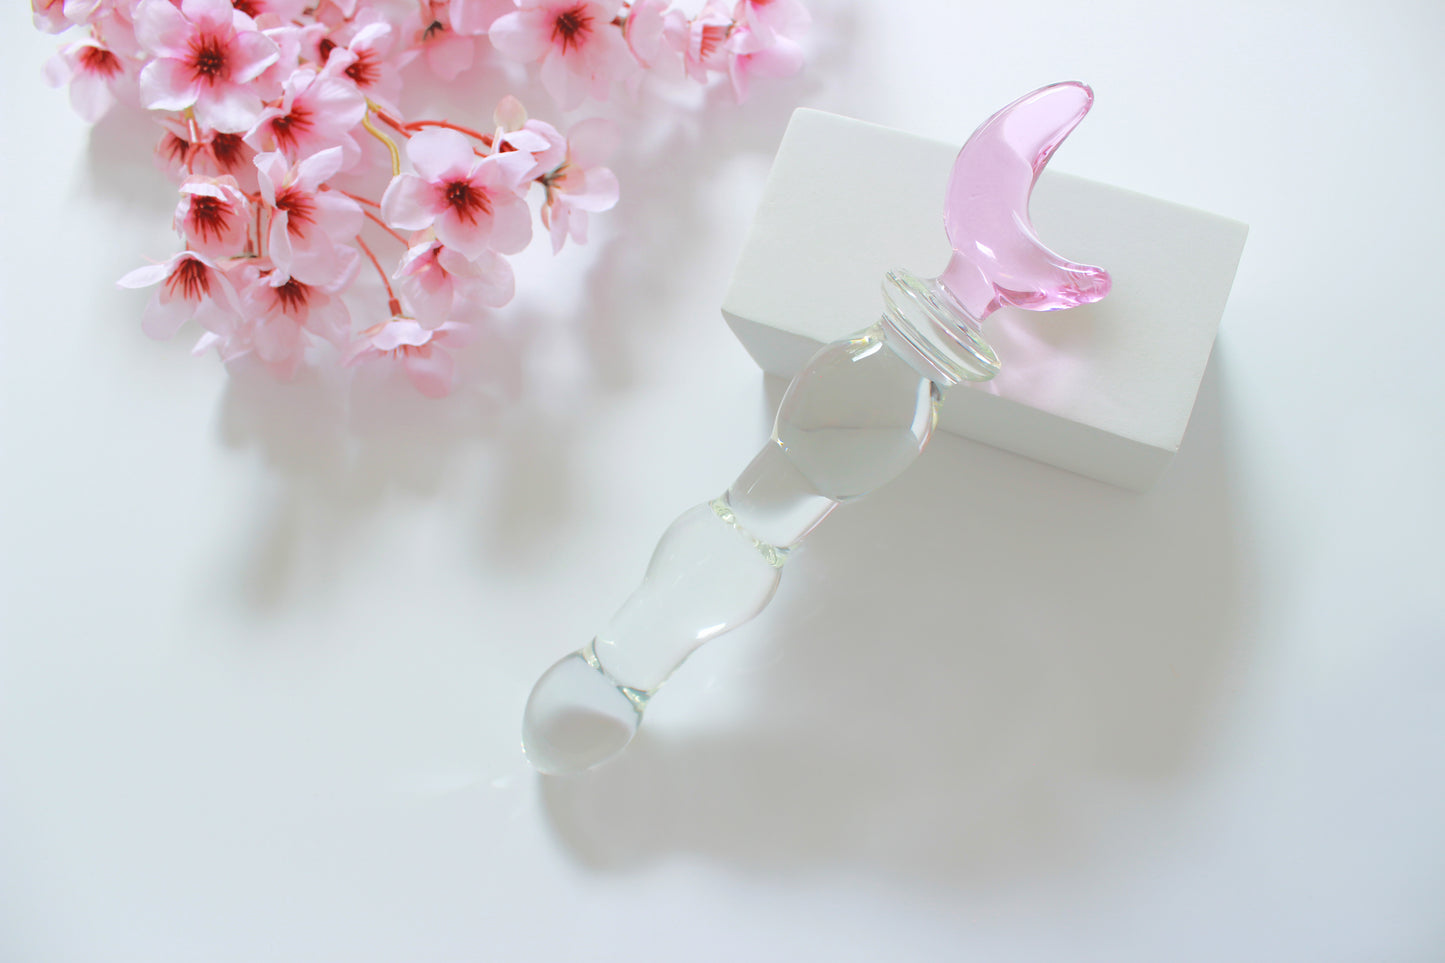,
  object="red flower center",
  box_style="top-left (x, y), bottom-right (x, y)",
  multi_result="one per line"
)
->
top-left (160, 132), bottom-right (192, 167)
top-left (164, 257), bottom-right (213, 302)
top-left (78, 45), bottom-right (123, 79)
top-left (186, 194), bottom-right (234, 244)
top-left (275, 186), bottom-right (316, 236)
top-left (208, 132), bottom-right (248, 172)
top-left (232, 0), bottom-right (261, 16)
top-left (268, 104), bottom-right (314, 153)
top-left (346, 49), bottom-right (381, 88)
top-left (273, 278), bottom-right (312, 315)
top-left (552, 5), bottom-right (593, 53)
top-left (444, 180), bottom-right (490, 224)
top-left (698, 22), bottom-right (729, 59)
top-left (188, 33), bottom-right (231, 86)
